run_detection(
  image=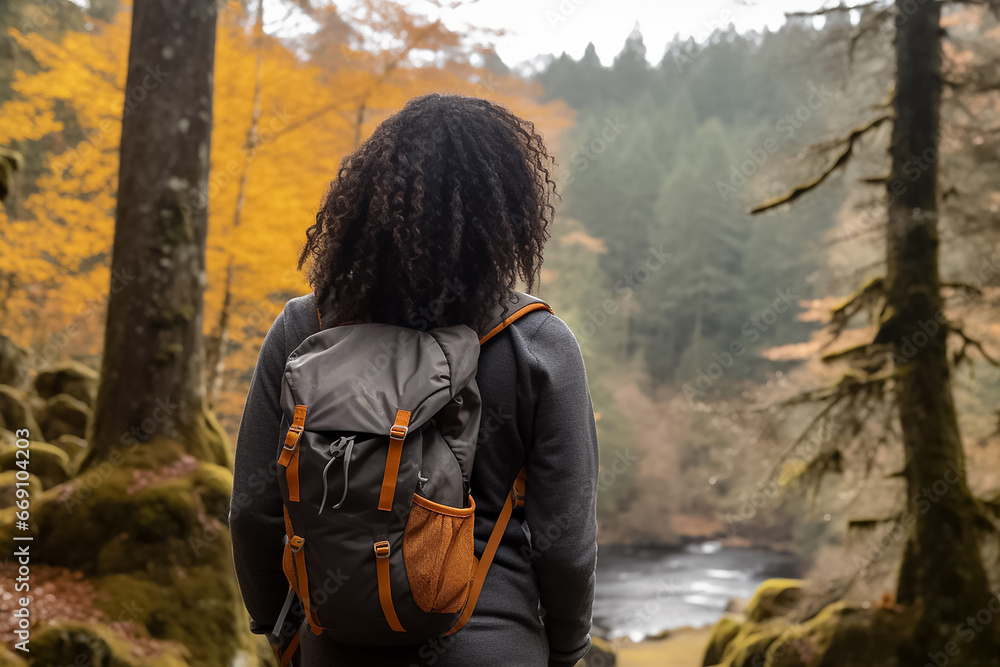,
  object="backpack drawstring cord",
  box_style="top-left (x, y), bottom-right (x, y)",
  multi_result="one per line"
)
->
top-left (319, 435), bottom-right (355, 514)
